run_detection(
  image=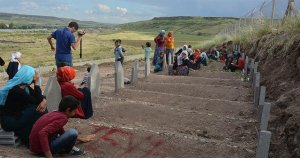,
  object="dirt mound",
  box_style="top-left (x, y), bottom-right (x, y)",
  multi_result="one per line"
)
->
top-left (242, 32), bottom-right (300, 158)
